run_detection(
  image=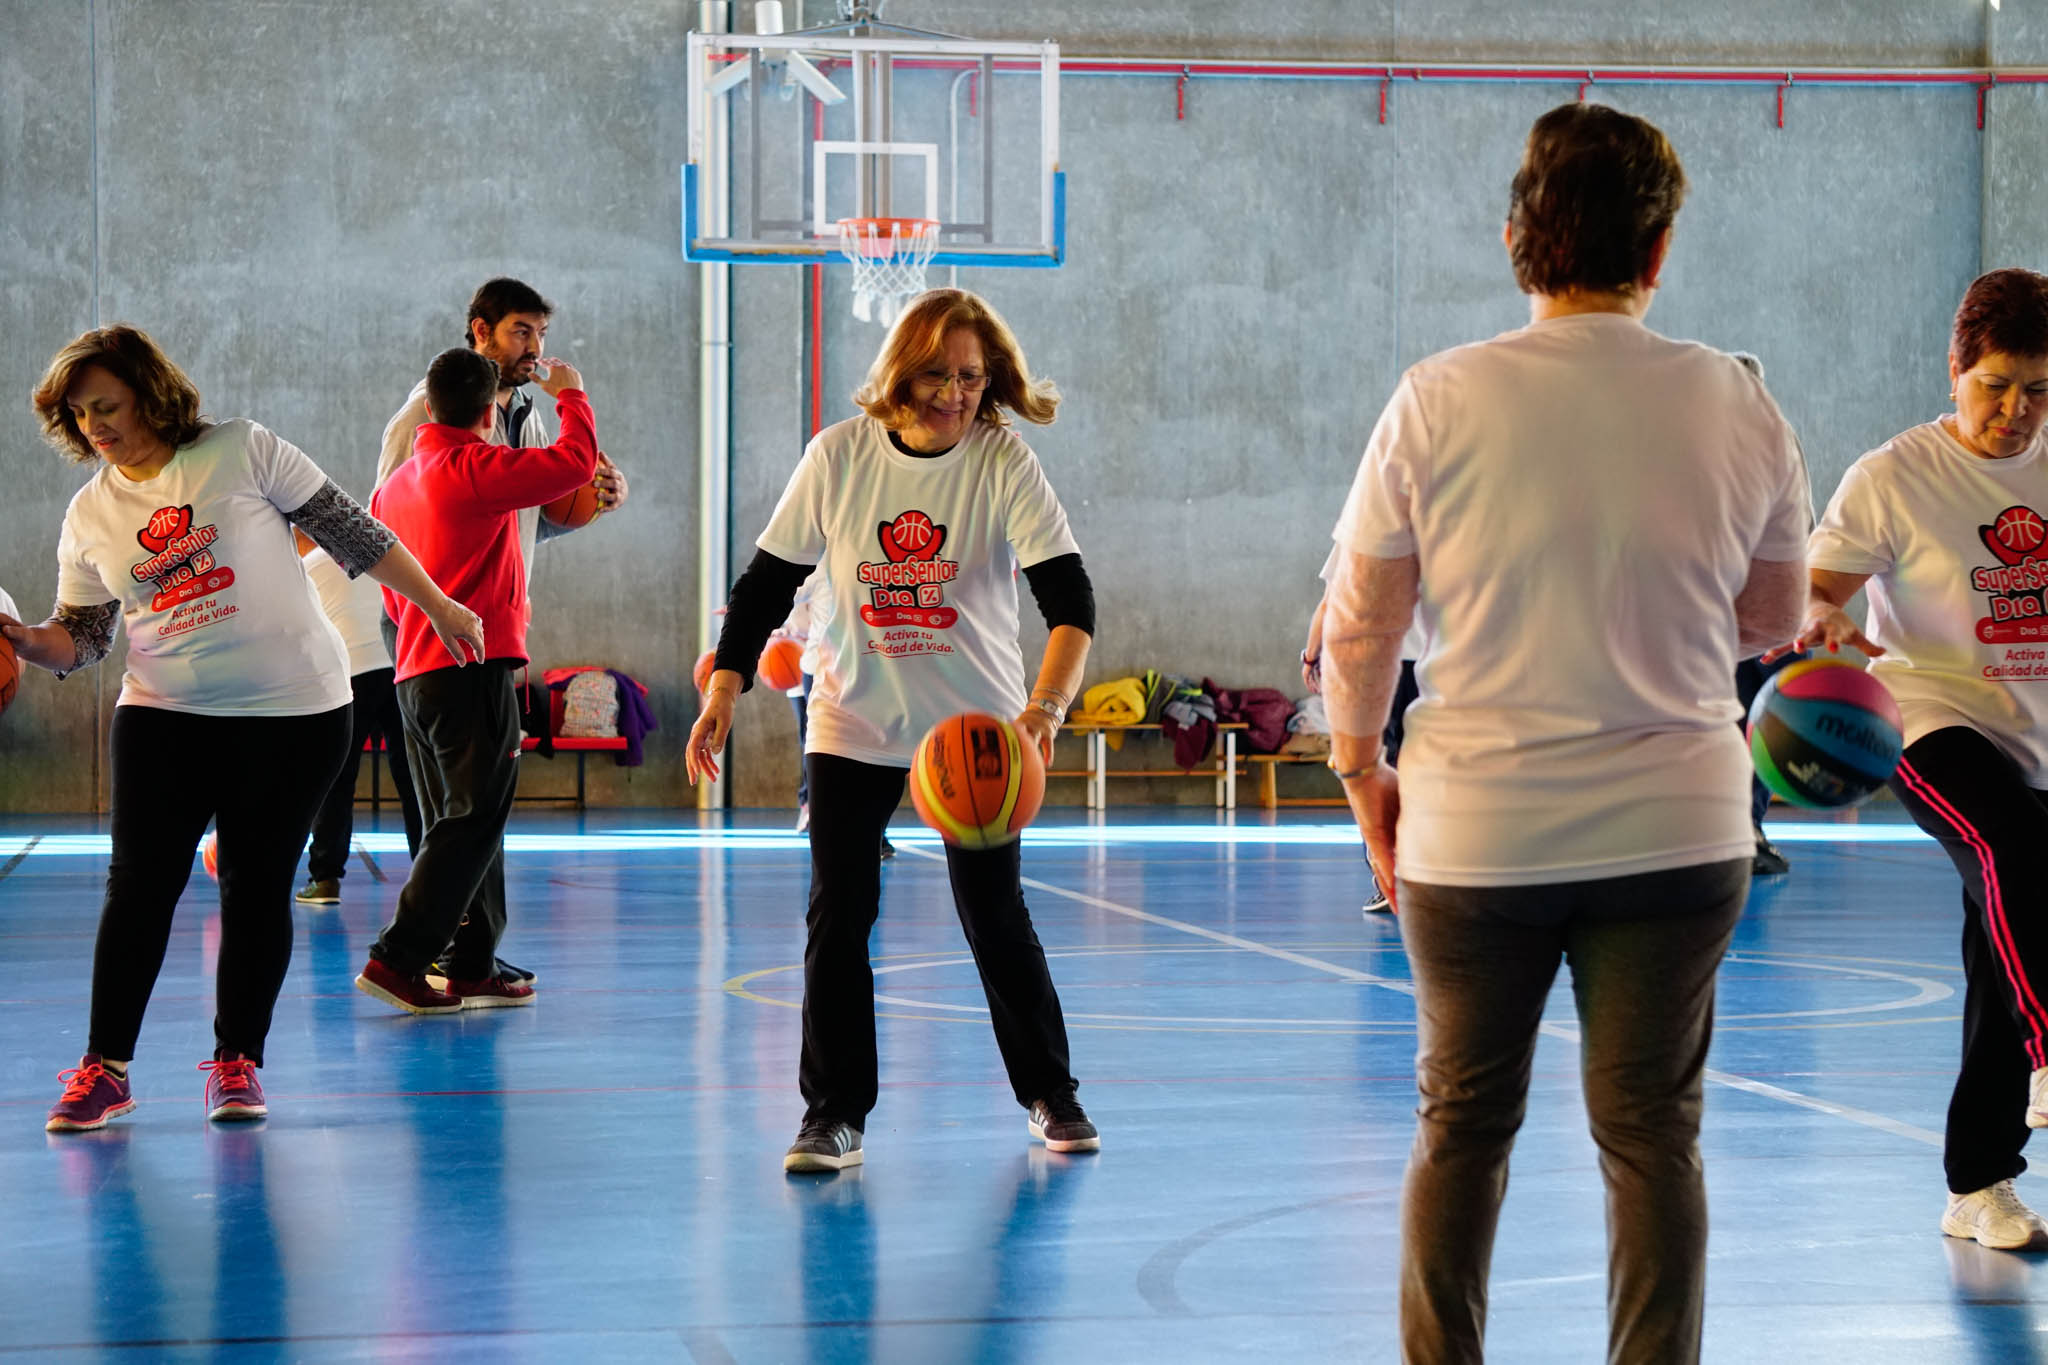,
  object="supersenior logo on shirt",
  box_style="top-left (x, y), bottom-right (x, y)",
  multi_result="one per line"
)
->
top-left (1972, 505), bottom-right (2048, 674)
top-left (130, 503), bottom-right (238, 632)
top-left (857, 510), bottom-right (960, 651)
